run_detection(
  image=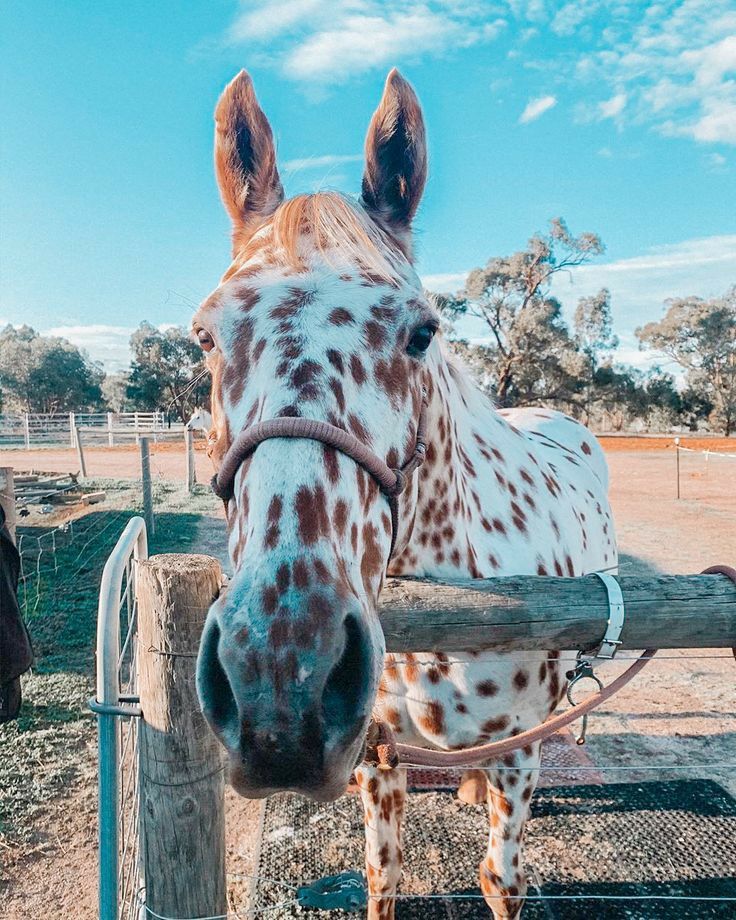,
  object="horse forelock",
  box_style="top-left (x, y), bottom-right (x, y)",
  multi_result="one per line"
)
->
top-left (223, 191), bottom-right (408, 287)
